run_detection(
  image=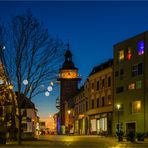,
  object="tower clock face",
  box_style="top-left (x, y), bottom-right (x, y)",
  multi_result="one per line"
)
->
top-left (60, 70), bottom-right (78, 79)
